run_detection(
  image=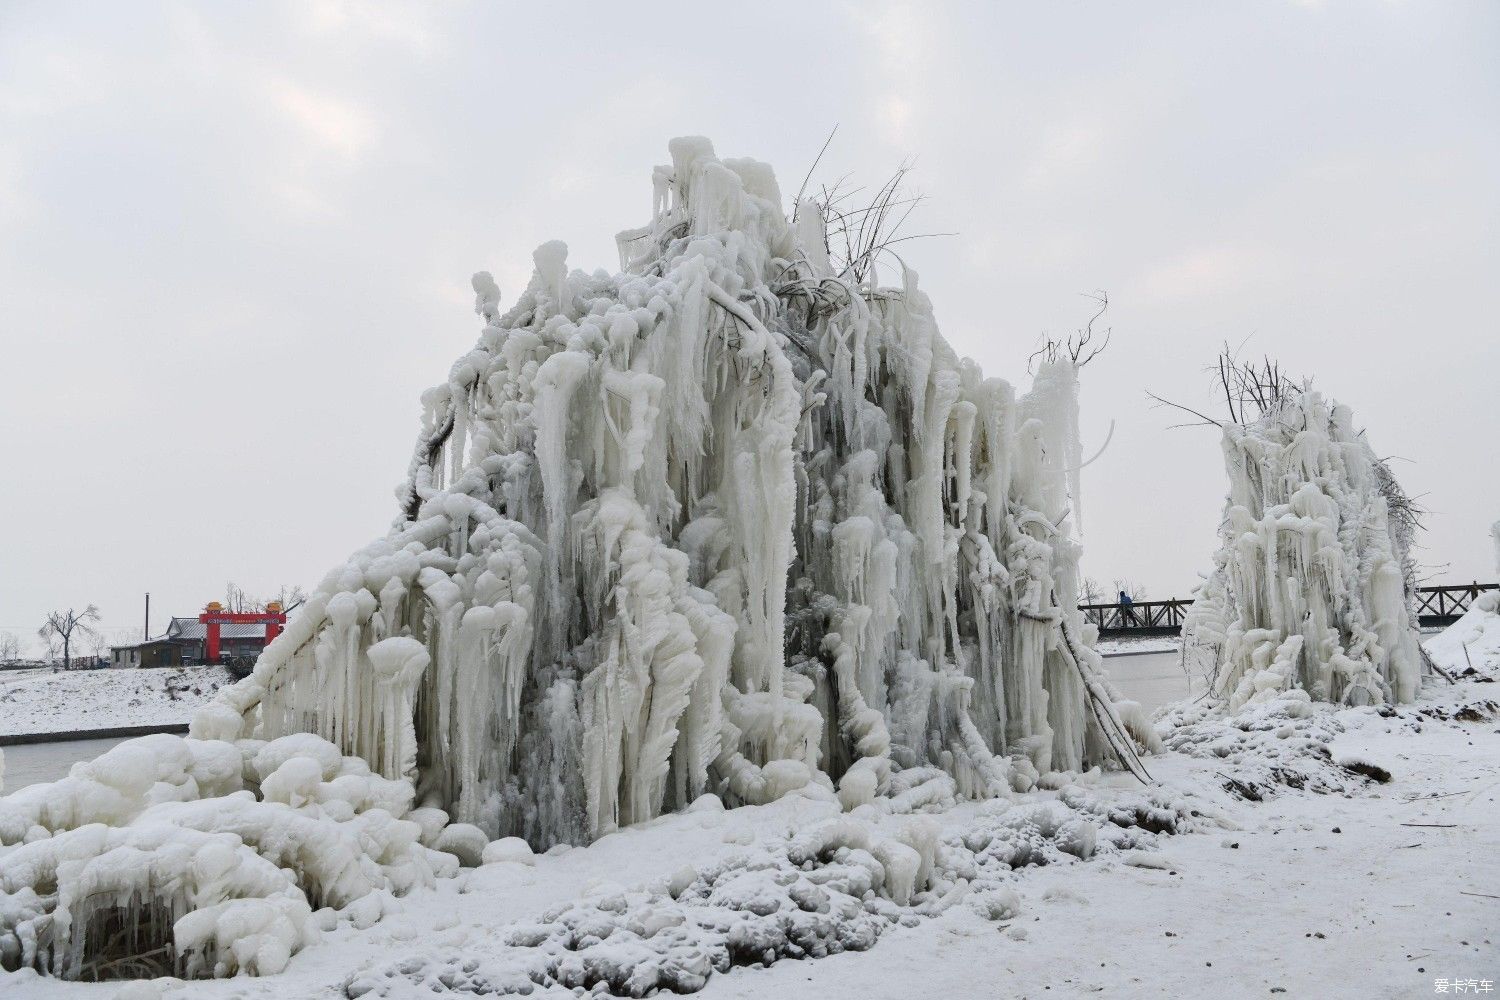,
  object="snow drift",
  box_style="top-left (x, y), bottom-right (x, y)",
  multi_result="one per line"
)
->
top-left (1422, 519), bottom-right (1500, 680)
top-left (1182, 383), bottom-right (1424, 709)
top-left (0, 732), bottom-right (459, 979)
top-left (1, 138), bottom-right (1153, 980)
